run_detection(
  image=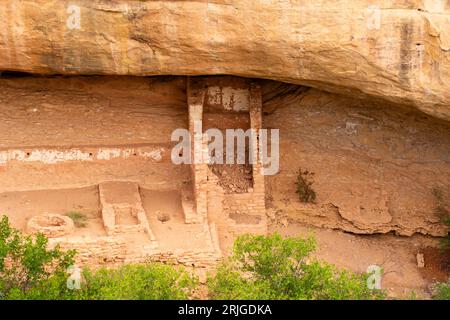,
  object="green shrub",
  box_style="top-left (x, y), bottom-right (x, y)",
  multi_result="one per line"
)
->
top-left (0, 215), bottom-right (196, 300)
top-left (6, 272), bottom-right (77, 300)
top-left (295, 168), bottom-right (316, 203)
top-left (8, 263), bottom-right (196, 300)
top-left (7, 263), bottom-right (198, 300)
top-left (433, 279), bottom-right (450, 300)
top-left (76, 264), bottom-right (197, 300)
top-left (0, 215), bottom-right (75, 299)
top-left (208, 233), bottom-right (385, 300)
top-left (13, 263), bottom-right (198, 300)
